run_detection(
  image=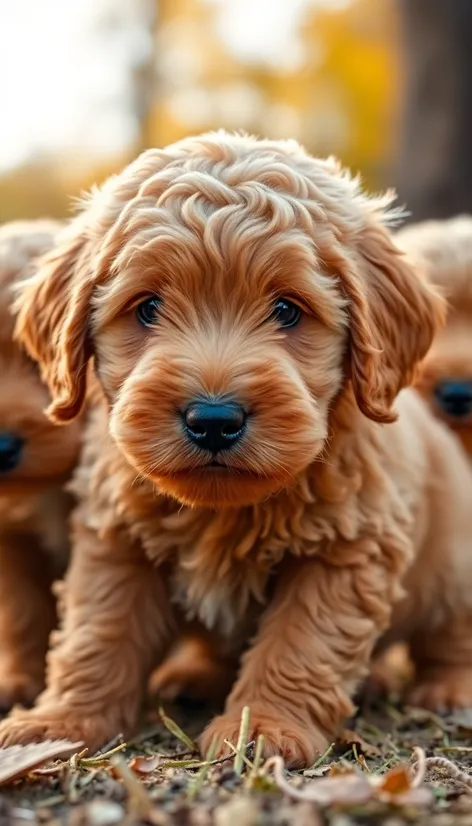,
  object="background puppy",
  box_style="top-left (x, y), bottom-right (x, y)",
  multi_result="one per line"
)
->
top-left (0, 221), bottom-right (82, 711)
top-left (2, 134), bottom-right (472, 768)
top-left (397, 216), bottom-right (472, 456)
